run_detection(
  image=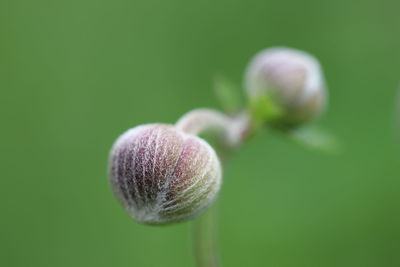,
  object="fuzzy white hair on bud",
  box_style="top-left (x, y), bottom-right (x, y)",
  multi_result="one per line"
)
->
top-left (245, 47), bottom-right (327, 125)
top-left (108, 124), bottom-right (222, 225)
